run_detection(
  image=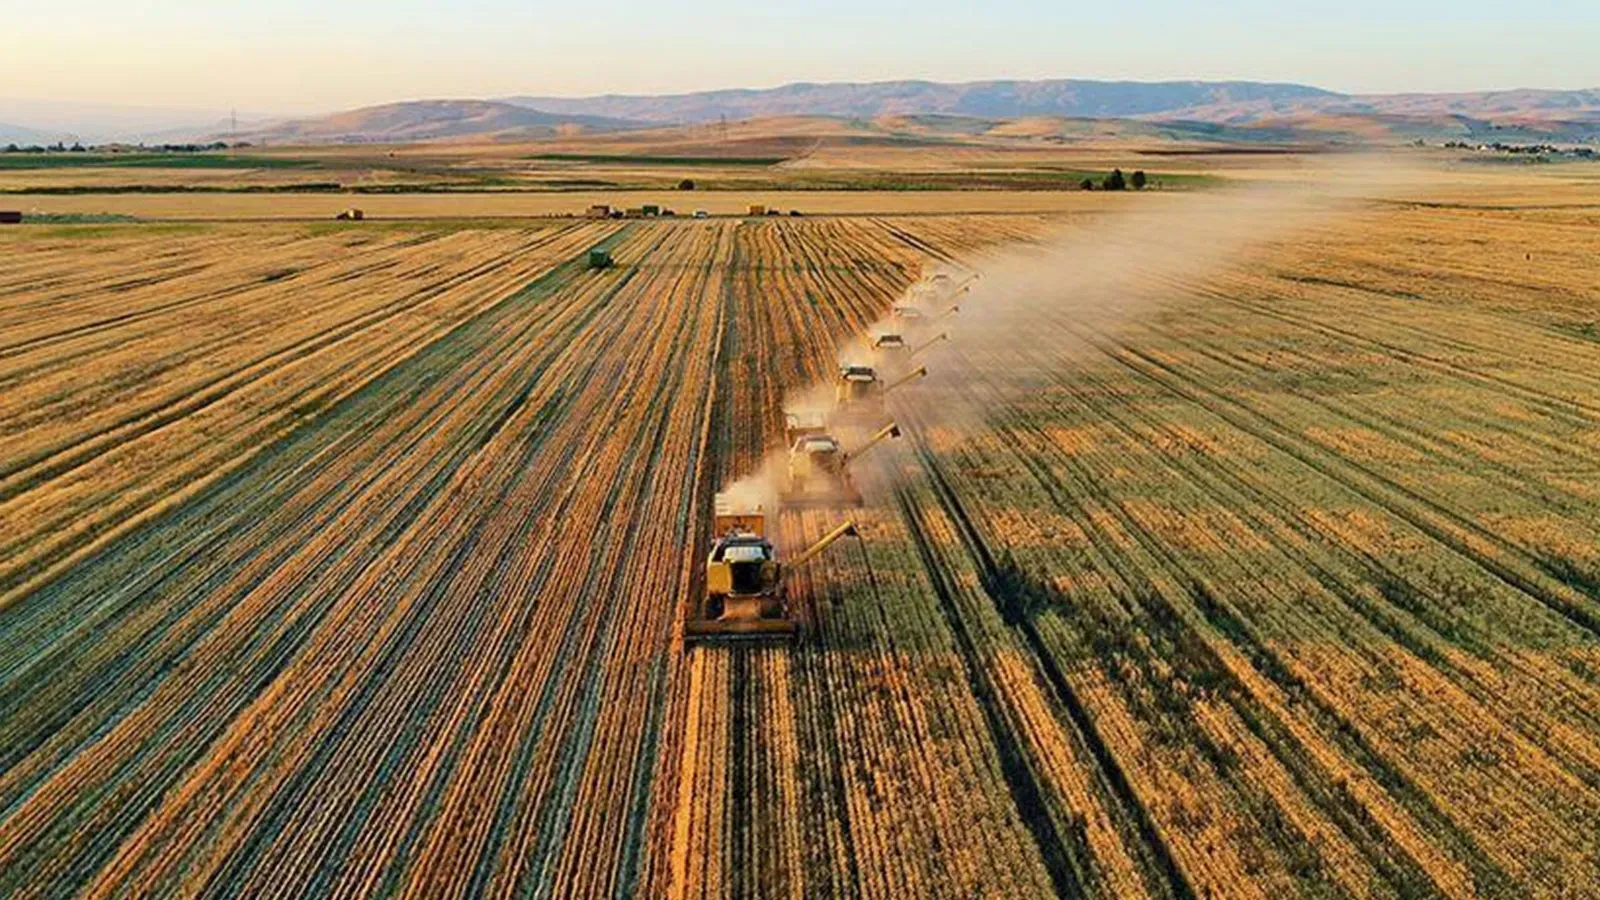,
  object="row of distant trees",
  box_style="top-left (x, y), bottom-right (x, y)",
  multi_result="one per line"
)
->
top-left (1, 141), bottom-right (245, 154)
top-left (1080, 169), bottom-right (1148, 191)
